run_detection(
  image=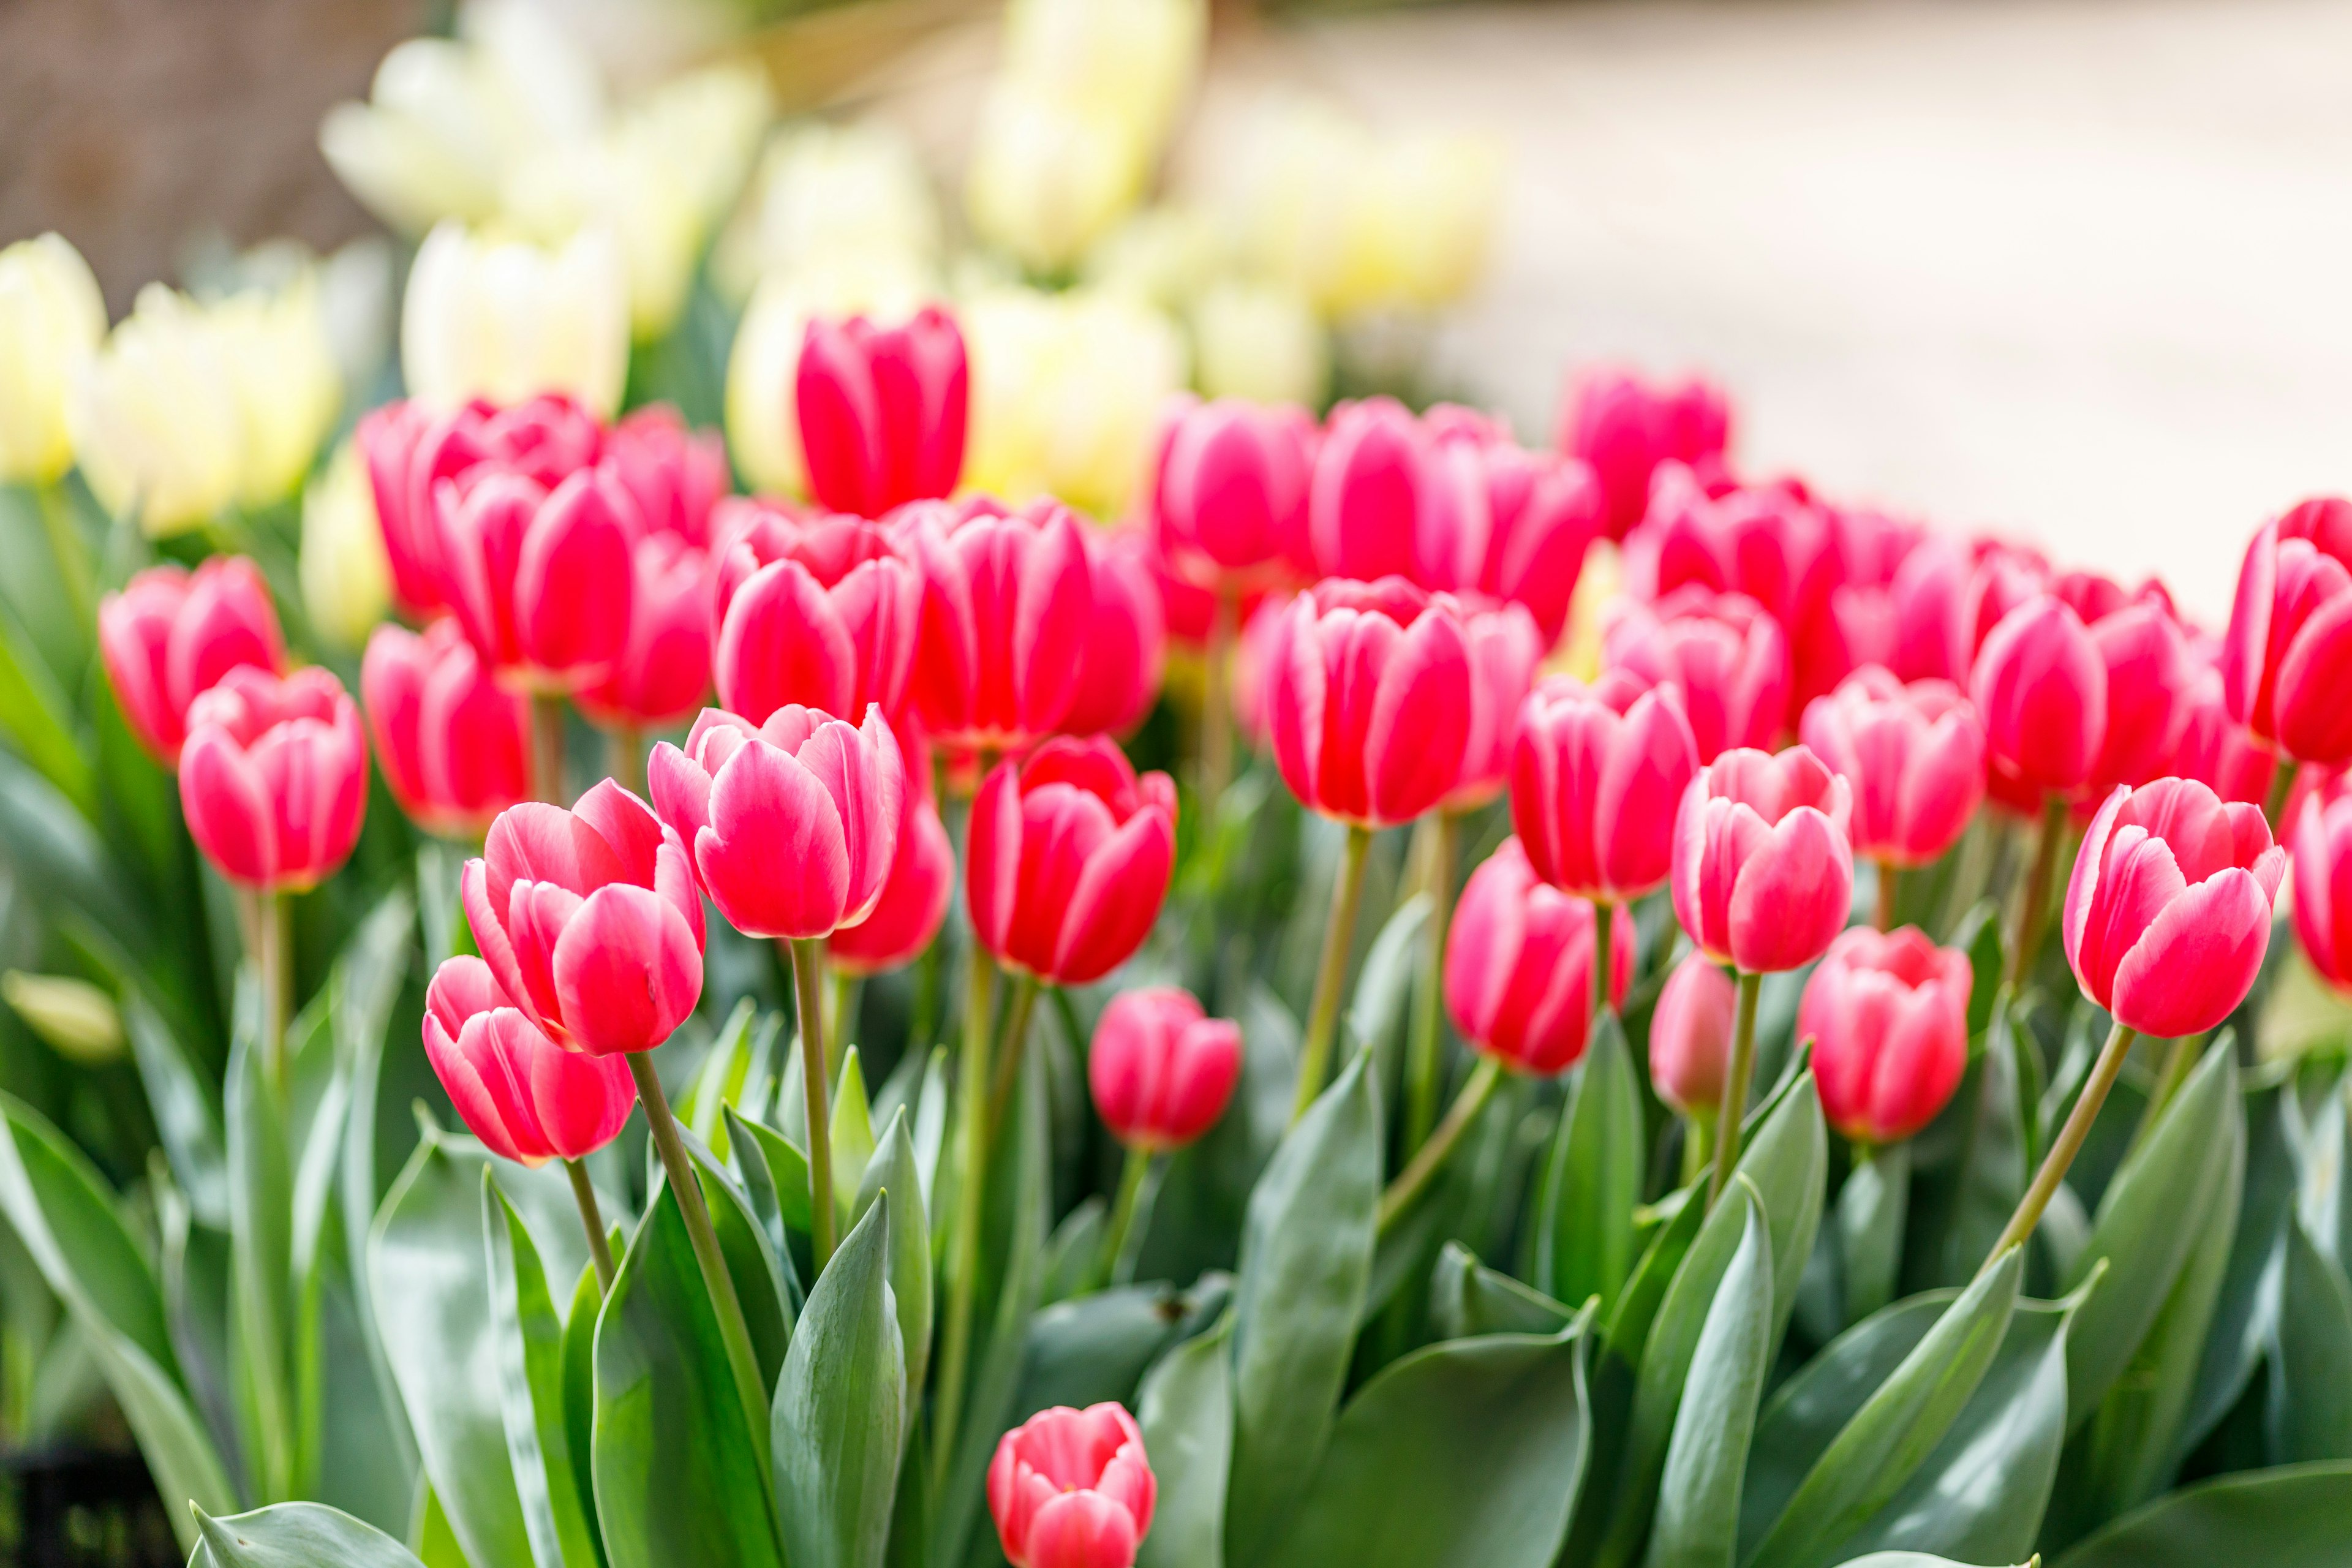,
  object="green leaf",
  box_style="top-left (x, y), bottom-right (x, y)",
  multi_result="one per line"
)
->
top-left (685, 1000), bottom-right (758, 1150)
top-left (1135, 1313), bottom-right (1233, 1568)
top-left (1646, 1188), bottom-right (1774, 1568)
top-left (853, 1109), bottom-right (931, 1401)
top-left (123, 988), bottom-right (228, 1227)
top-left (1348, 889), bottom-right (1428, 1093)
top-left (225, 995), bottom-right (296, 1502)
top-left (1838, 1144), bottom-right (1910, 1328)
top-left (1742, 1071), bottom-right (1831, 1344)
top-left (1429, 1242), bottom-right (1578, 1339)
top-left (560, 1256), bottom-right (602, 1561)
top-left (687, 1133), bottom-right (794, 1393)
top-left (729, 1109), bottom-right (814, 1253)
top-left (0, 592), bottom-right (95, 818)
top-left (1226, 1048), bottom-right (1381, 1565)
top-left (1830, 1558), bottom-right (2026, 1568)
top-left (831, 1047), bottom-right (876, 1226)
top-left (2050, 1461), bottom-right (2352, 1567)
top-left (1951, 900), bottom-right (2004, 1043)
top-left (192, 1502), bottom-right (428, 1567)
top-left (1039, 1197), bottom-right (1108, 1306)
top-left (2174, 1080), bottom-right (2299, 1466)
top-left (483, 1175), bottom-right (601, 1568)
top-left (1536, 1011), bottom-right (1648, 1315)
top-left (2267, 1218), bottom-right (2352, 1461)
top-left (772, 1195), bottom-right (904, 1568)
top-left (1272, 1322), bottom-right (1589, 1567)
